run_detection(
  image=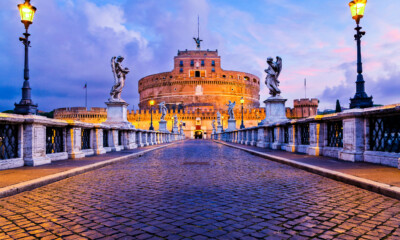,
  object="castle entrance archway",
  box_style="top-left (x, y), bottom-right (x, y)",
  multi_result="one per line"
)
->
top-left (194, 130), bottom-right (203, 139)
